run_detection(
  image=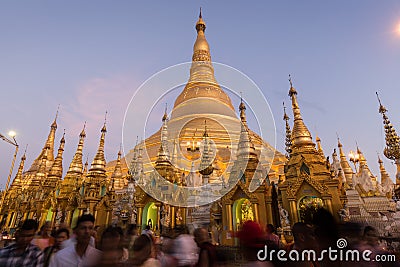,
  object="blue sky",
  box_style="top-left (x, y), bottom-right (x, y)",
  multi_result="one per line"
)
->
top-left (1, 1), bottom-right (400, 189)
